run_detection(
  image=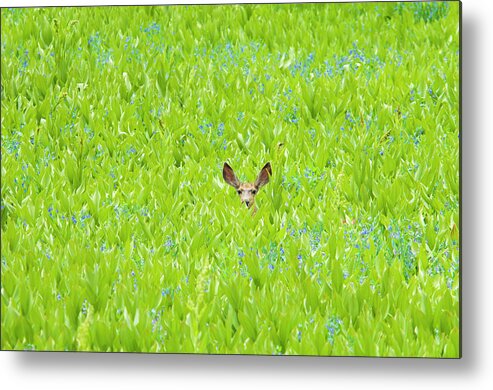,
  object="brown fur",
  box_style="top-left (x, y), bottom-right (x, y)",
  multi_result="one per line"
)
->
top-left (223, 162), bottom-right (272, 212)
